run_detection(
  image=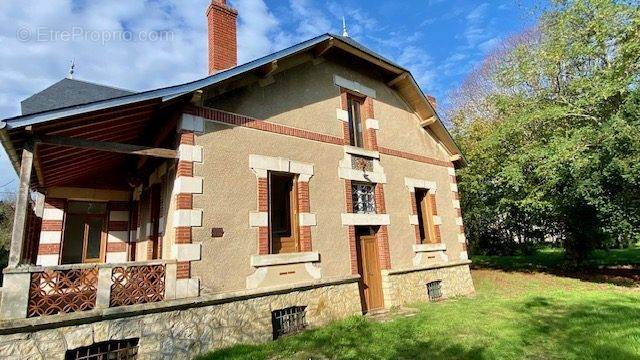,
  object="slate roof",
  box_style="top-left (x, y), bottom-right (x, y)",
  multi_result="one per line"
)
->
top-left (20, 78), bottom-right (133, 115)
